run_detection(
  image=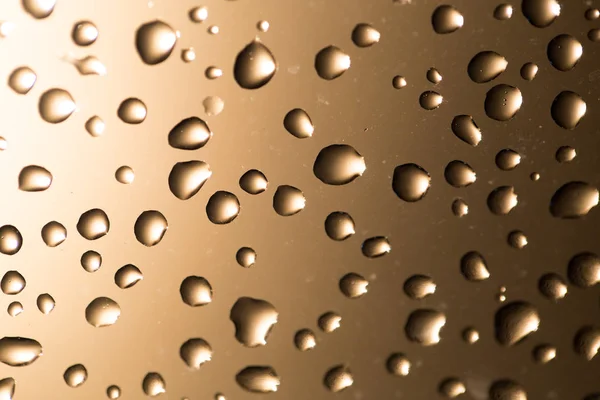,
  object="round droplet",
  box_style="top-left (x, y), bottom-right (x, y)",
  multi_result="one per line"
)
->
top-left (107, 385), bottom-right (121, 399)
top-left (168, 161), bottom-right (211, 200)
top-left (85, 297), bottom-right (121, 327)
top-left (142, 372), bottom-right (166, 397)
top-left (72, 21), bottom-right (98, 46)
top-left (64, 364), bottom-right (87, 388)
top-left (392, 163), bottom-right (431, 202)
top-left (257, 20), bottom-right (270, 32)
top-left (431, 5), bottom-right (464, 34)
top-left (339, 273), bottom-right (368, 299)
top-left (0, 378), bottom-right (15, 400)
top-left (586, 8), bottom-right (600, 20)
top-left (115, 264), bottom-right (143, 289)
top-left (404, 275), bottom-right (436, 300)
top-left (202, 96), bottom-right (224, 116)
top-left (283, 108), bottom-right (314, 139)
top-left (236, 247), bottom-right (256, 268)
top-left (531, 172), bottom-right (540, 182)
top-left (488, 186), bottom-right (518, 215)
top-left (38, 88), bottom-right (75, 124)
top-left (520, 62), bottom-right (538, 80)
top-left (1, 271), bottom-right (25, 295)
top-left (180, 276), bottom-right (212, 307)
top-left (405, 309), bottom-right (446, 346)
top-left (41, 221), bottom-right (66, 248)
top-left (538, 273), bottom-right (567, 300)
top-left (550, 182), bottom-right (598, 218)
top-left (8, 302), bottom-right (23, 317)
top-left (239, 169), bottom-right (268, 195)
top-left (468, 51), bottom-right (508, 83)
top-left (494, 4), bottom-right (513, 20)
top-left (392, 75), bottom-right (407, 89)
top-left (362, 236), bottom-right (391, 258)
top-left (574, 326), bottom-right (600, 360)
top-left (533, 344), bottom-right (556, 364)
top-left (81, 250), bottom-right (102, 273)
top-left (205, 66), bottom-right (222, 79)
top-left (115, 166), bottom-right (134, 184)
top-left (451, 115), bottom-right (482, 147)
top-left (489, 380), bottom-right (528, 400)
top-left (8, 66), bottom-right (36, 94)
top-left (484, 84), bottom-right (522, 121)
top-left (0, 137), bottom-right (7, 151)
top-left (462, 327), bottom-right (480, 344)
top-left (325, 211), bottom-right (355, 241)
top-left (444, 160), bottom-right (476, 188)
top-left (318, 312), bottom-right (341, 333)
top-left (180, 338), bottom-right (212, 369)
top-left (351, 23), bottom-right (380, 47)
top-left (135, 20), bottom-right (176, 65)
top-left (386, 353), bottom-right (410, 376)
top-left (315, 46), bottom-right (351, 80)
top-left (419, 91), bottom-right (443, 110)
top-left (169, 118), bottom-right (211, 151)
top-left (207, 25), bottom-right (219, 35)
top-left (522, 0), bottom-right (560, 27)
top-left (134, 210), bottom-right (168, 247)
top-left (236, 366), bottom-right (280, 393)
top-left (233, 40), bottom-right (277, 89)
top-left (439, 378), bottom-right (466, 398)
top-left (568, 252), bottom-right (600, 288)
top-left (0, 225), bottom-right (23, 256)
top-left (508, 230), bottom-right (528, 249)
top-left (181, 48), bottom-right (195, 63)
top-left (496, 149), bottom-right (521, 170)
top-left (18, 165), bottom-right (52, 192)
top-left (313, 144), bottom-right (366, 185)
top-left (273, 185), bottom-right (305, 216)
top-left (589, 29), bottom-right (600, 42)
top-left (22, 0), bottom-right (56, 19)
top-left (452, 198), bottom-right (469, 217)
top-left (206, 191), bottom-right (241, 224)
top-left (77, 209), bottom-right (109, 240)
top-left (461, 251), bottom-right (490, 281)
top-left (294, 329), bottom-right (316, 351)
top-left (494, 301), bottom-right (540, 346)
top-left (189, 7), bottom-right (208, 22)
top-left (85, 116), bottom-right (105, 137)
top-left (324, 365), bottom-right (353, 393)
top-left (36, 293), bottom-right (55, 314)
top-left (426, 67), bottom-right (443, 84)
top-left (117, 98), bottom-right (147, 124)
top-left (547, 34), bottom-right (583, 72)
top-left (0, 337), bottom-right (43, 366)
top-left (230, 297), bottom-right (278, 347)
top-left (551, 91), bottom-right (586, 130)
